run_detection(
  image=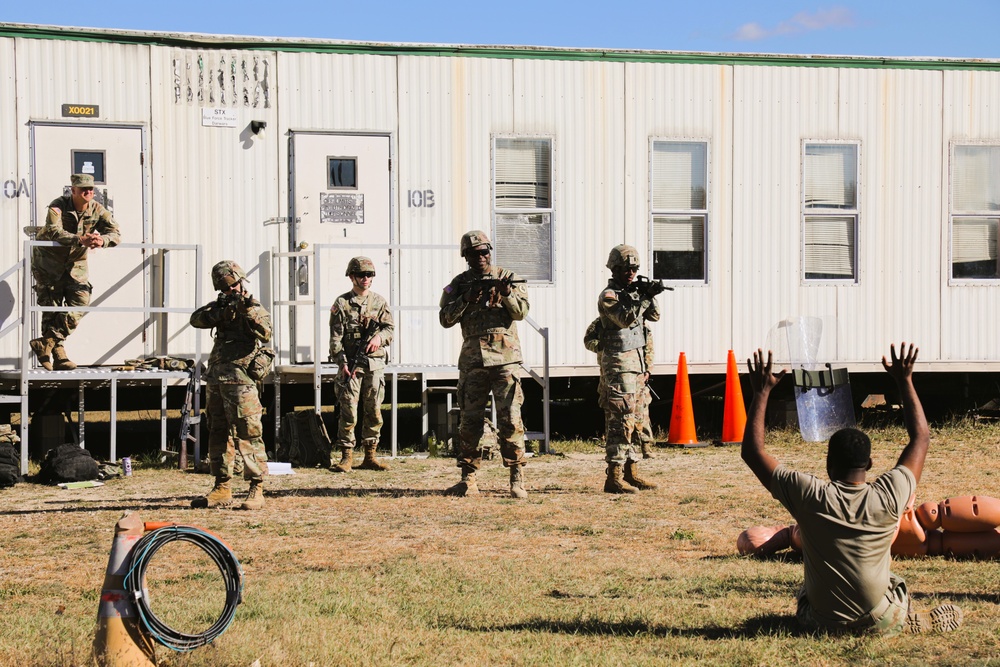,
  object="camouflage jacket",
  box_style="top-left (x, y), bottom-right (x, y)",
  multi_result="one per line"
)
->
top-left (439, 266), bottom-right (529, 370)
top-left (597, 279), bottom-right (660, 375)
top-left (329, 289), bottom-right (394, 371)
top-left (32, 195), bottom-right (121, 284)
top-left (190, 293), bottom-right (272, 384)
